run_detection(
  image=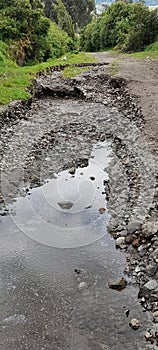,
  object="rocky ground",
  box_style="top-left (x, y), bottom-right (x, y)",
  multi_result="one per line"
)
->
top-left (92, 52), bottom-right (158, 347)
top-left (0, 53), bottom-right (158, 349)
